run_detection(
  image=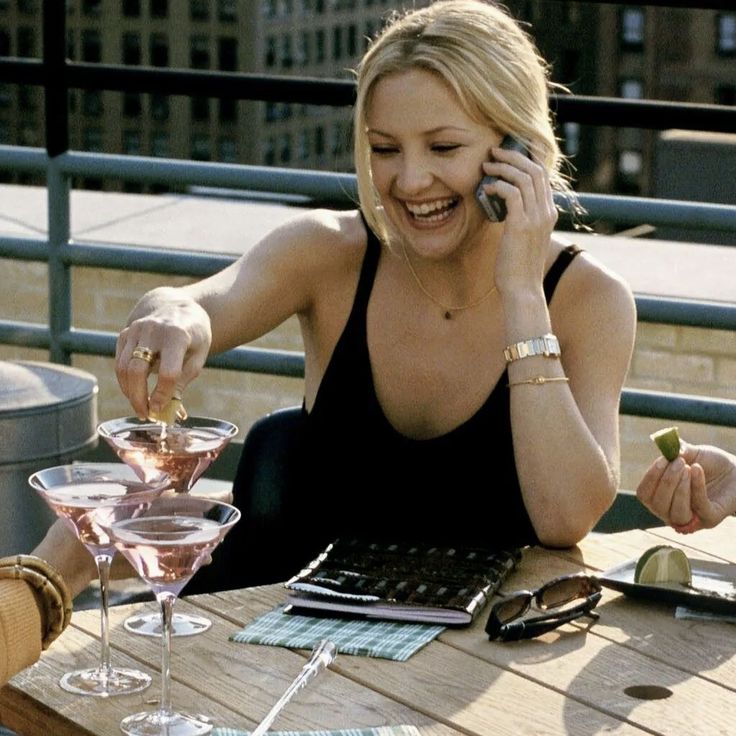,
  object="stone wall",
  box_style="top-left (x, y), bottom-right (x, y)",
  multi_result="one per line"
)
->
top-left (3, 255), bottom-right (735, 493)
